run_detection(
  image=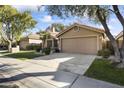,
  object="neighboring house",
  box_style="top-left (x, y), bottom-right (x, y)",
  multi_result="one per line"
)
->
top-left (116, 31), bottom-right (123, 48)
top-left (45, 26), bottom-right (59, 49)
top-left (57, 23), bottom-right (105, 54)
top-left (19, 34), bottom-right (42, 49)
